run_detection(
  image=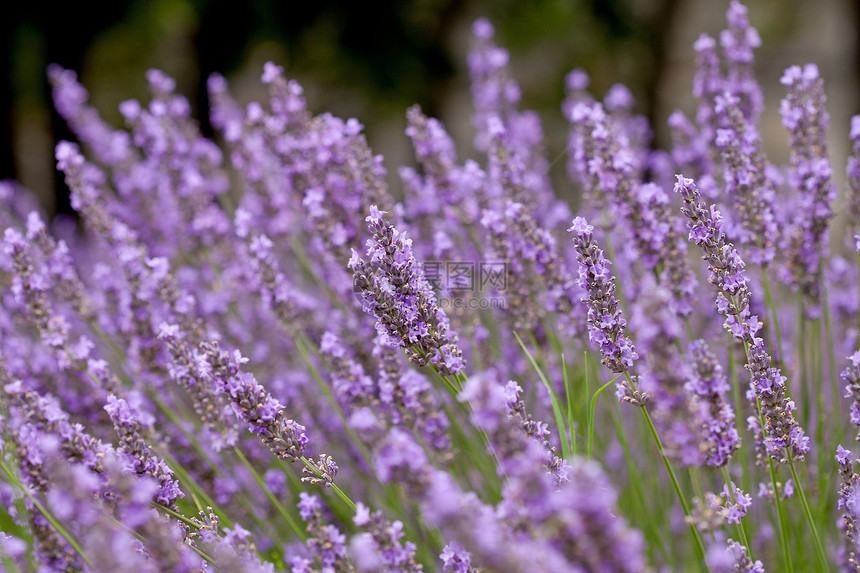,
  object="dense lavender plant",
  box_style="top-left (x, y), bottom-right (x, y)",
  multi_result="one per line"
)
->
top-left (4, 3), bottom-right (860, 571)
